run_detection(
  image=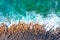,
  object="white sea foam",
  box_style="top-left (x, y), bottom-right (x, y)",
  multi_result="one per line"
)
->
top-left (44, 13), bottom-right (60, 31)
top-left (0, 11), bottom-right (60, 31)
